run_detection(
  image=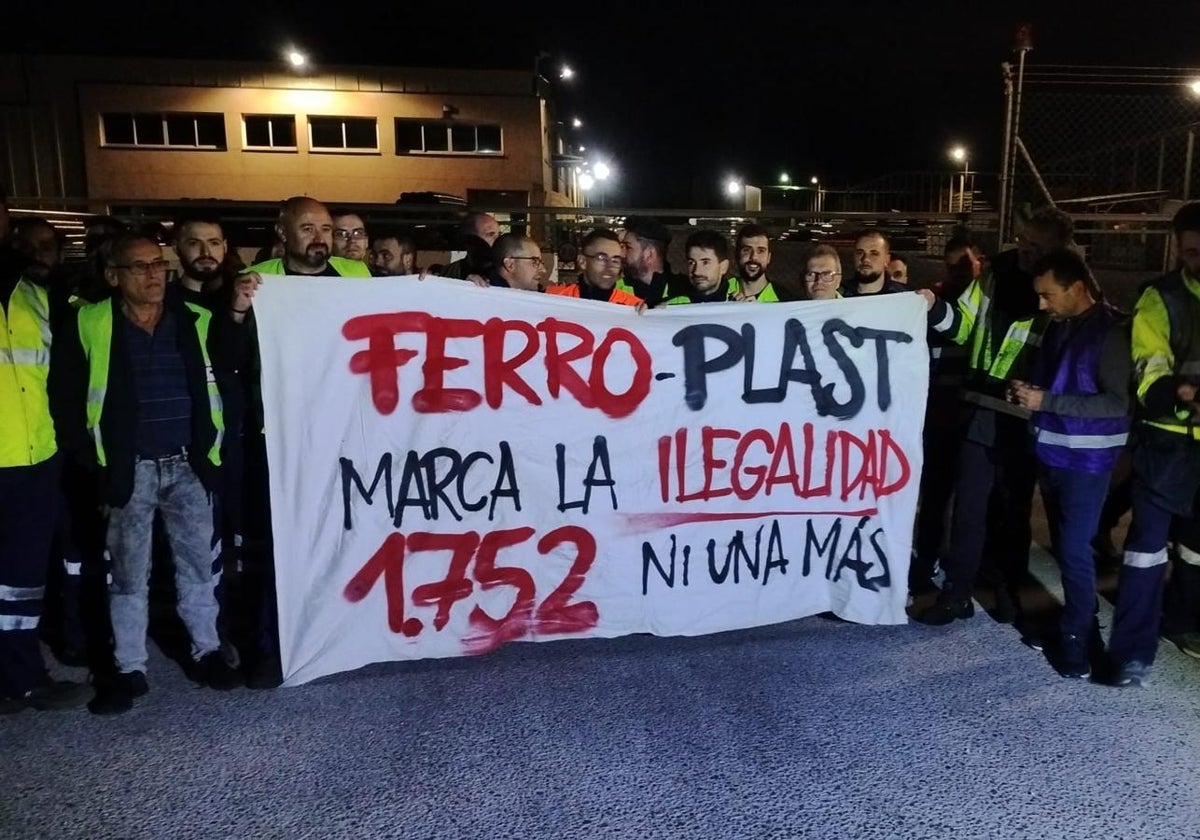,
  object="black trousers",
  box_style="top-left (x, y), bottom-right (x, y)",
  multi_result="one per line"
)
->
top-left (0, 456), bottom-right (60, 697)
top-left (943, 439), bottom-right (1037, 601)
